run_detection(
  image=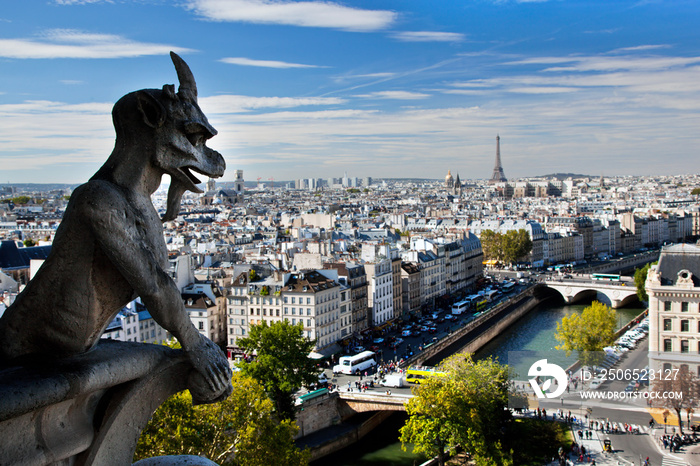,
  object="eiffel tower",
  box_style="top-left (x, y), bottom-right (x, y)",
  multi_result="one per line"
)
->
top-left (489, 135), bottom-right (507, 184)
